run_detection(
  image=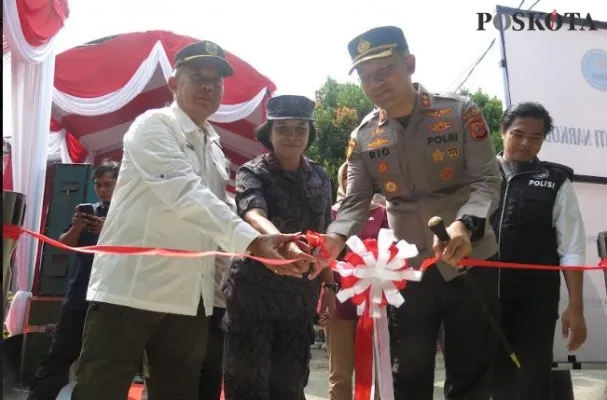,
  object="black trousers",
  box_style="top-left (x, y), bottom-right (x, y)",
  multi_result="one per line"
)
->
top-left (491, 292), bottom-right (560, 400)
top-left (552, 371), bottom-right (574, 400)
top-left (72, 300), bottom-right (208, 400)
top-left (222, 314), bottom-right (314, 400)
top-left (388, 266), bottom-right (499, 400)
top-left (199, 307), bottom-right (226, 400)
top-left (27, 305), bottom-right (87, 400)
